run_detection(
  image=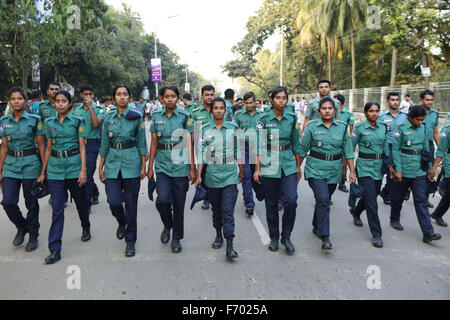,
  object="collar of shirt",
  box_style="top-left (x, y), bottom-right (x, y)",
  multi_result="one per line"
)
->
top-left (267, 108), bottom-right (289, 121)
top-left (161, 107), bottom-right (180, 117)
top-left (361, 120), bottom-right (379, 130)
top-left (317, 117), bottom-right (339, 128)
top-left (108, 106), bottom-right (131, 119)
top-left (5, 110), bottom-right (31, 122)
